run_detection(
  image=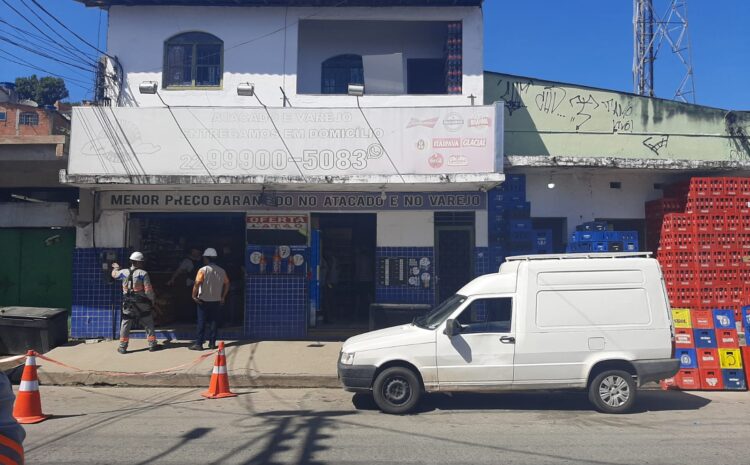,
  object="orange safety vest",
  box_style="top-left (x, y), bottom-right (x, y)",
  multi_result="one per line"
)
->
top-left (0, 433), bottom-right (24, 465)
